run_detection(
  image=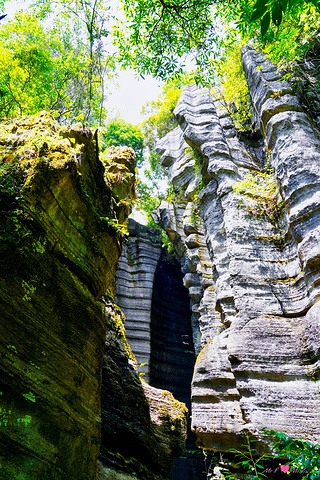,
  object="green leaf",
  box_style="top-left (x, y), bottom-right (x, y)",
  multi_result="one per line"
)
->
top-left (261, 11), bottom-right (271, 36)
top-left (288, 0), bottom-right (301, 9)
top-left (279, 0), bottom-right (288, 11)
top-left (251, 0), bottom-right (269, 12)
top-left (308, 0), bottom-right (320, 7)
top-left (272, 2), bottom-right (283, 26)
top-left (250, 4), bottom-right (269, 22)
